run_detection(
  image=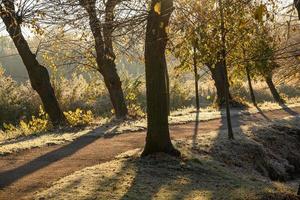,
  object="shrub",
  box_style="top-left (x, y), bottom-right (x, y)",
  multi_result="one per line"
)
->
top-left (123, 75), bottom-right (146, 118)
top-left (64, 109), bottom-right (94, 127)
top-left (0, 67), bottom-right (39, 127)
top-left (2, 106), bottom-right (50, 140)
